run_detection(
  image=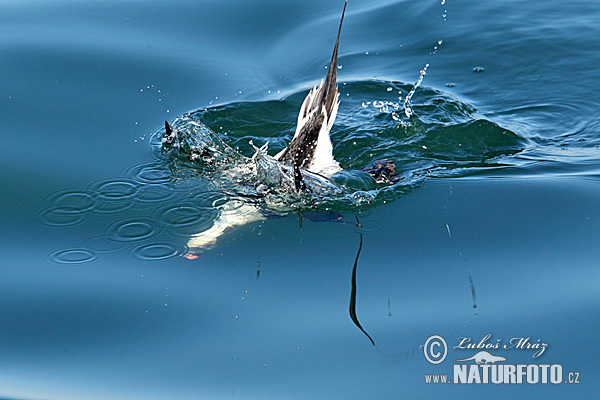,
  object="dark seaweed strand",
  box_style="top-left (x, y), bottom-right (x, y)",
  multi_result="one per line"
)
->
top-left (349, 233), bottom-right (376, 346)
